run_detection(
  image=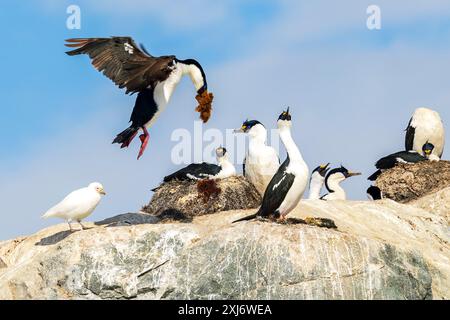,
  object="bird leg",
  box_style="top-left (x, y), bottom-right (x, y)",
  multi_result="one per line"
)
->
top-left (78, 220), bottom-right (89, 230)
top-left (137, 127), bottom-right (150, 160)
top-left (67, 220), bottom-right (74, 232)
top-left (277, 215), bottom-right (287, 224)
